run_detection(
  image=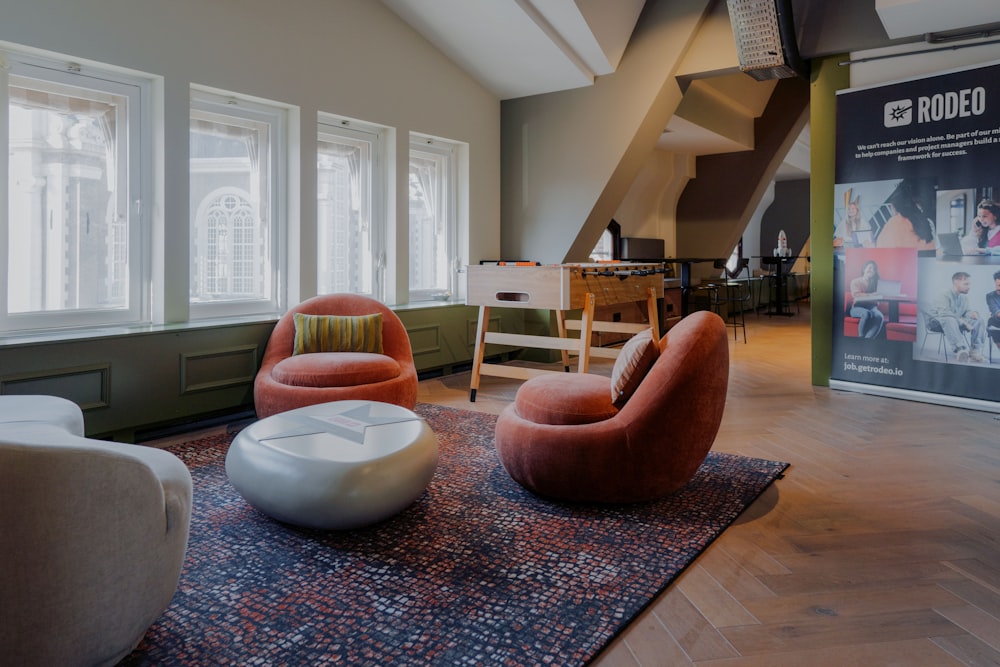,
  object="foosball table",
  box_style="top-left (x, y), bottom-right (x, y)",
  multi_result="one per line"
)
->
top-left (465, 262), bottom-right (666, 401)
